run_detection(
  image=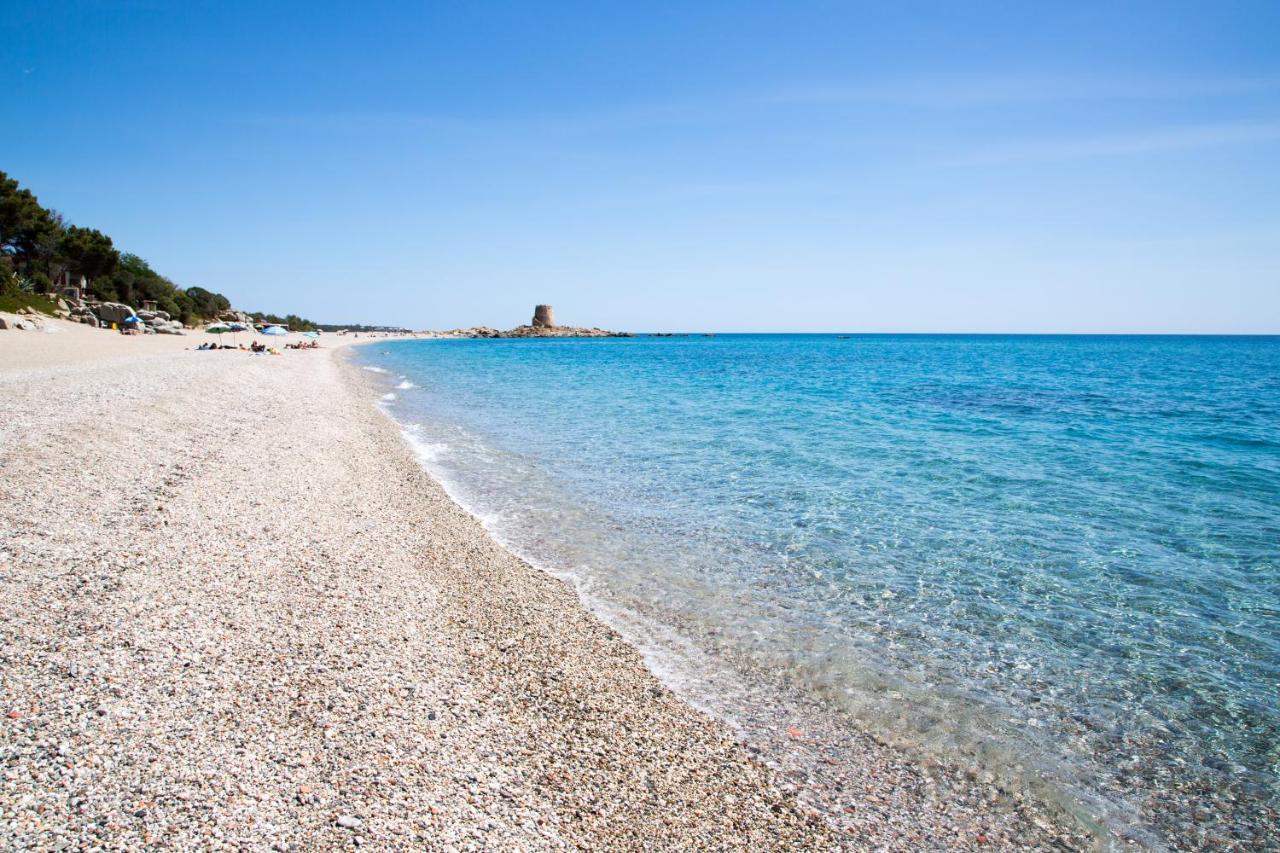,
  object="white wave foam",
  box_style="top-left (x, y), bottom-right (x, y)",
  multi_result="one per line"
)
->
top-left (399, 426), bottom-right (449, 463)
top-left (396, 380), bottom-right (416, 390)
top-left (369, 400), bottom-right (765, 780)
top-left (381, 392), bottom-right (397, 401)
top-left (362, 366), bottom-right (389, 374)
